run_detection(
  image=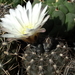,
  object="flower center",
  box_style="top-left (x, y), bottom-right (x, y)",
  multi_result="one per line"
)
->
top-left (20, 24), bottom-right (34, 34)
